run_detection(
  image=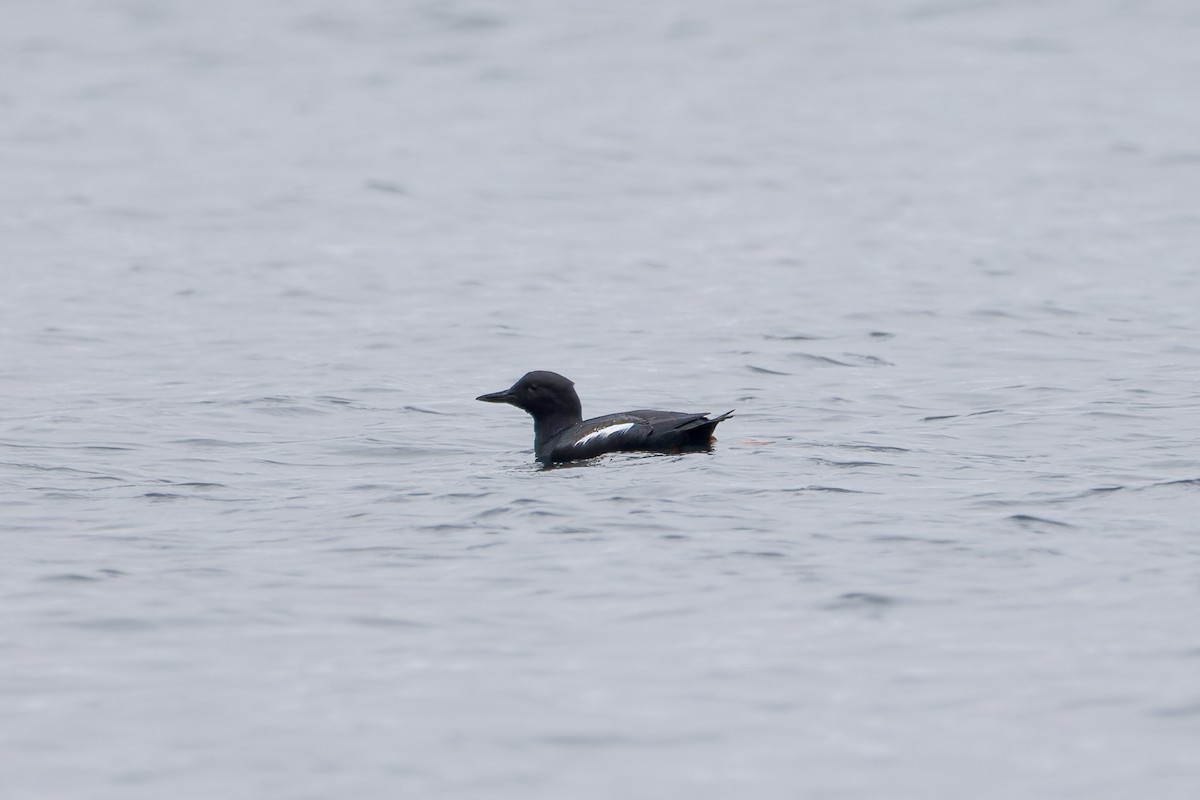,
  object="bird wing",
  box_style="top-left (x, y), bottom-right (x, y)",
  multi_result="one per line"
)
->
top-left (546, 414), bottom-right (653, 463)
